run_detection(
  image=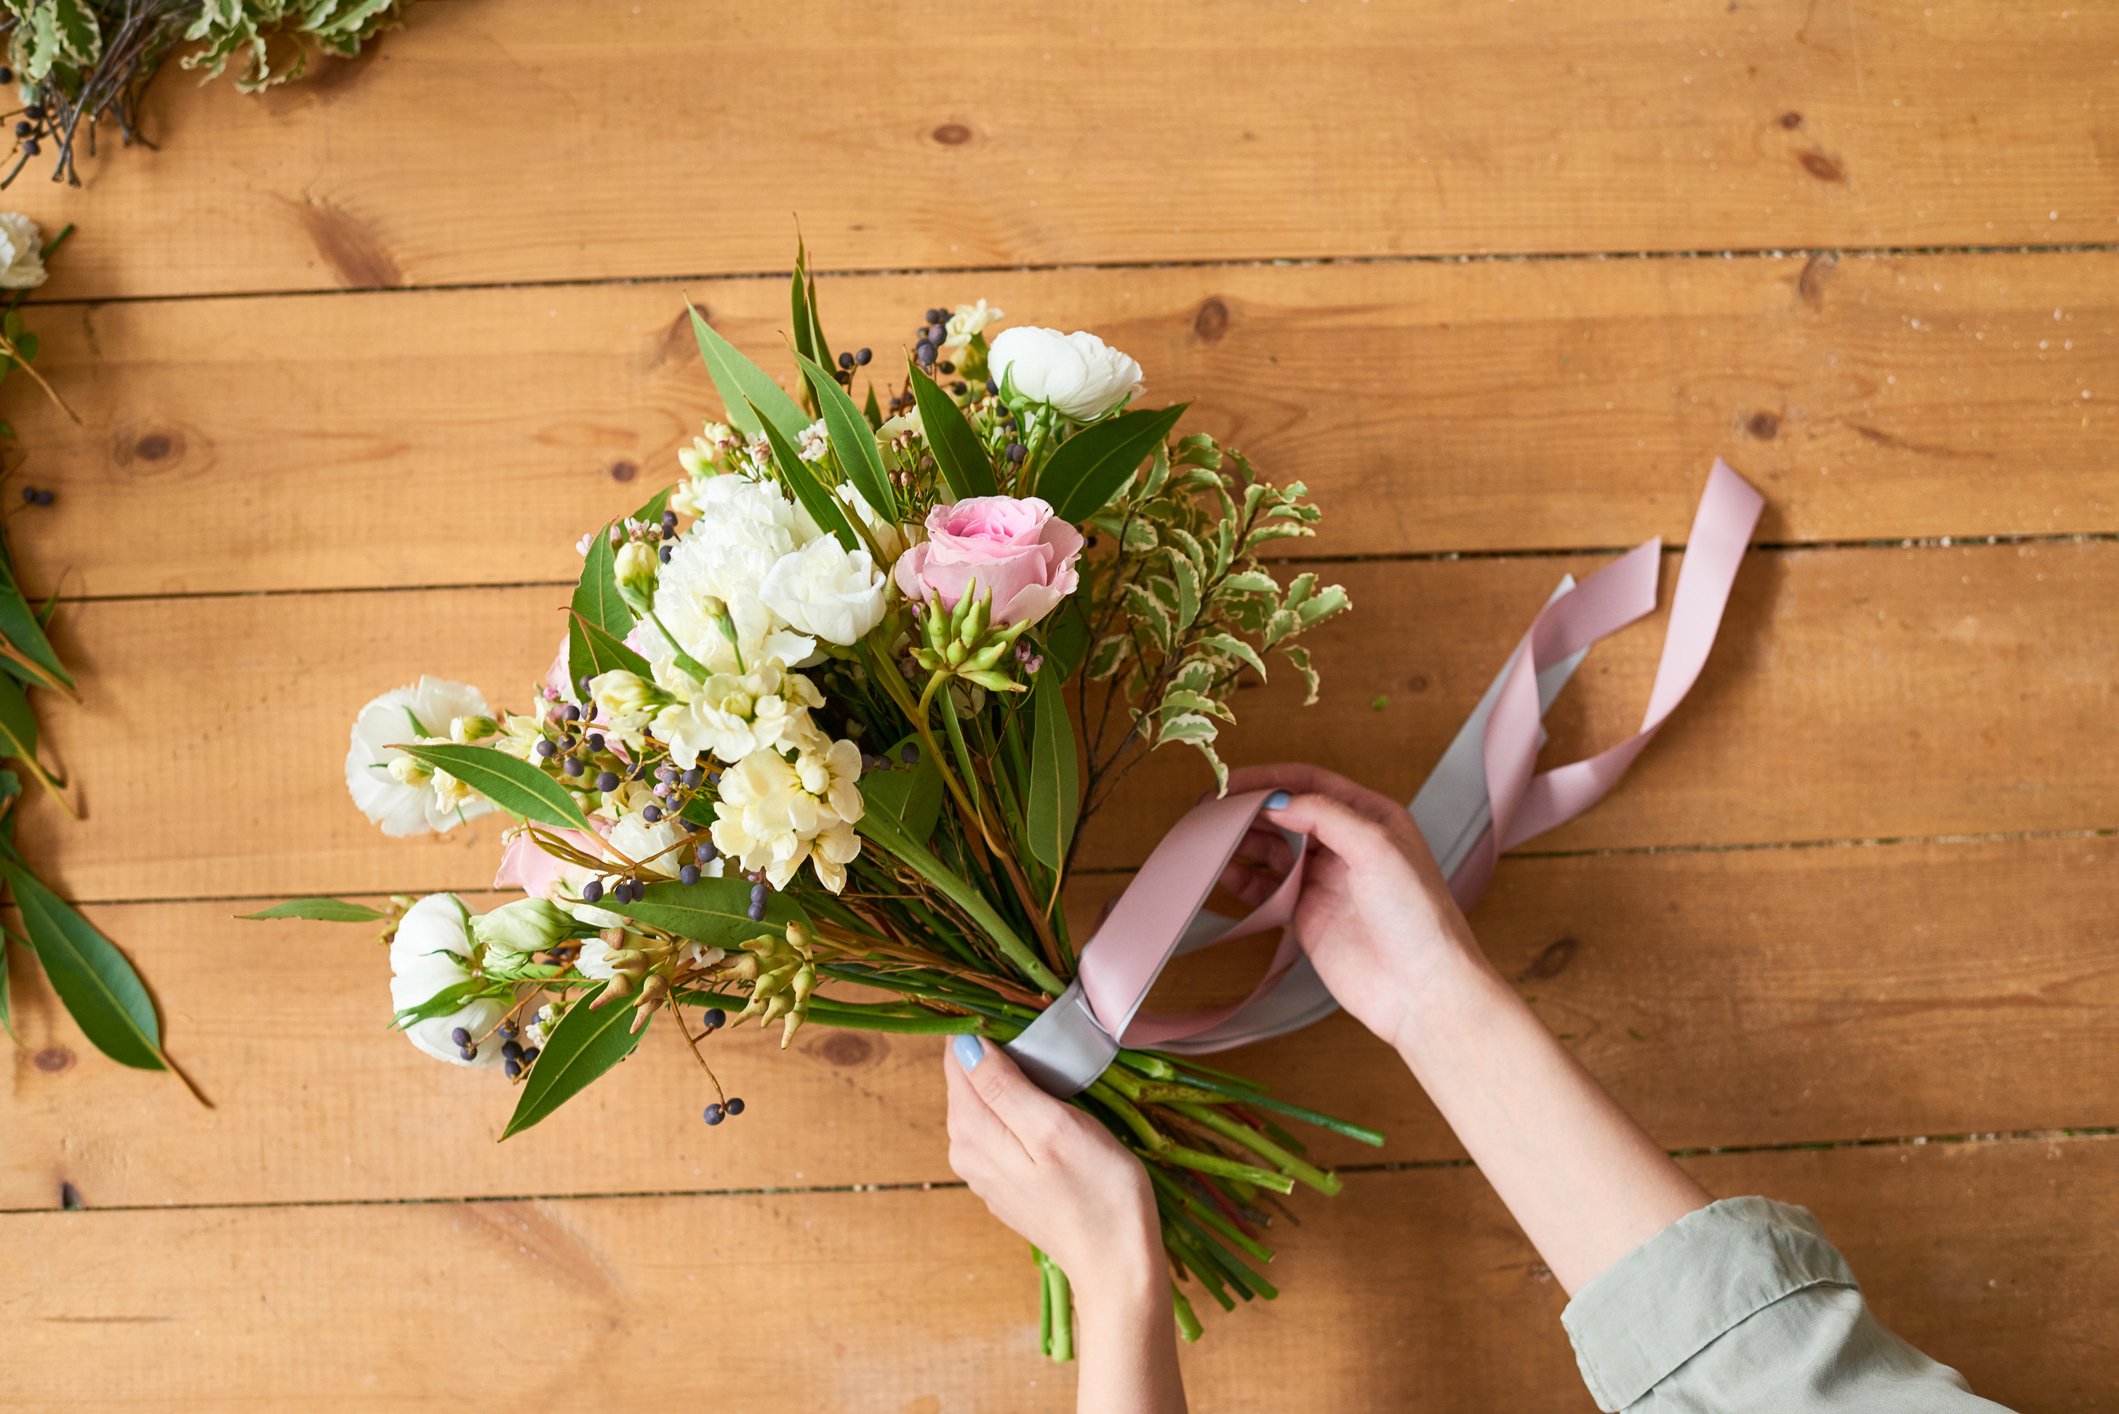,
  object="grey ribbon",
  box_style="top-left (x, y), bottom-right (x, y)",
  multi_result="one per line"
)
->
top-left (1008, 577), bottom-right (1586, 1095)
